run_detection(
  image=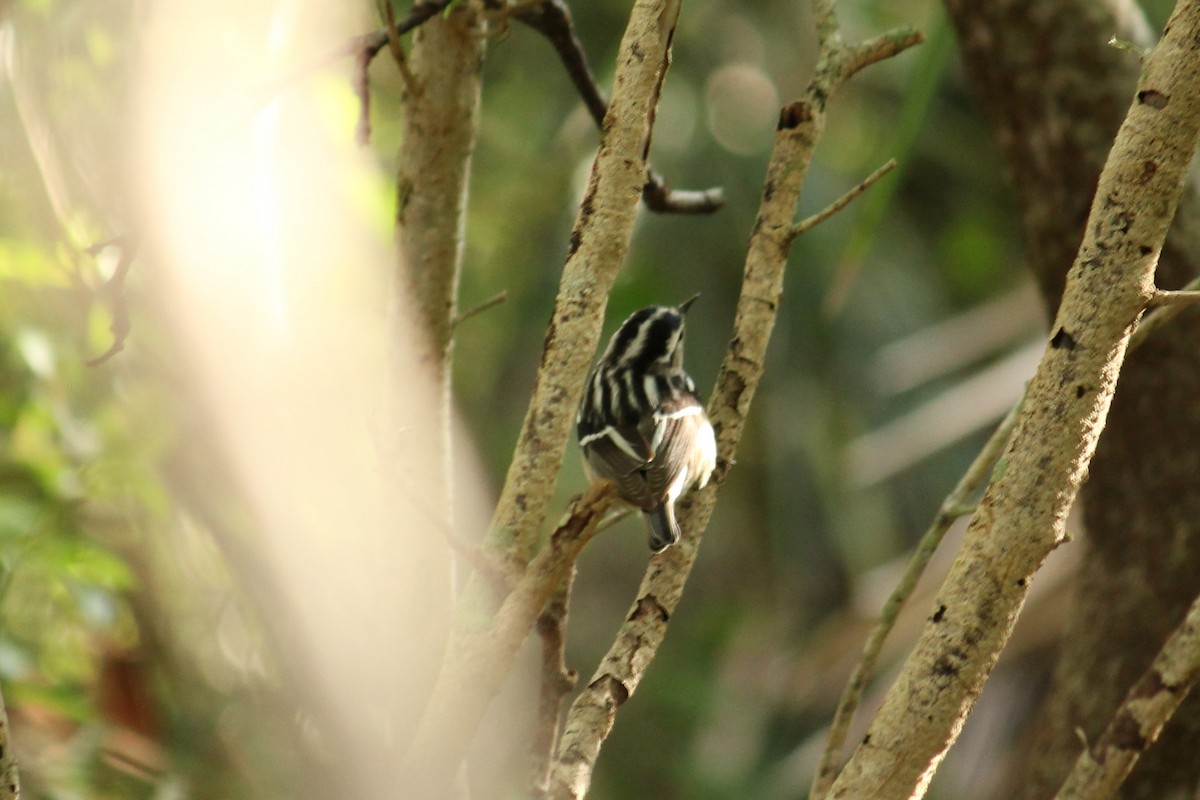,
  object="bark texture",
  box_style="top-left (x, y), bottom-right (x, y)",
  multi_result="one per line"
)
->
top-left (826, 2), bottom-right (1200, 796)
top-left (942, 2), bottom-right (1200, 798)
